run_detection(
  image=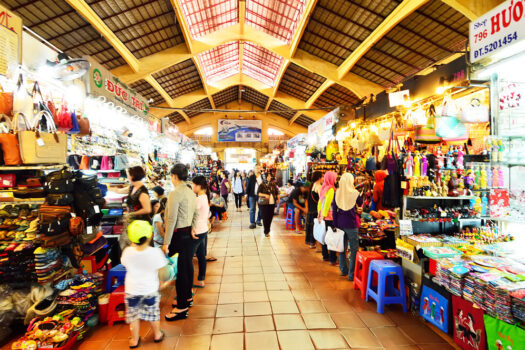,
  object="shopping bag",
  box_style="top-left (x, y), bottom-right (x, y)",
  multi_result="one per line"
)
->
top-left (313, 219), bottom-right (326, 244)
top-left (484, 314), bottom-right (525, 350)
top-left (324, 227), bottom-right (345, 252)
top-left (160, 253), bottom-right (179, 281)
top-left (452, 295), bottom-right (487, 350)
